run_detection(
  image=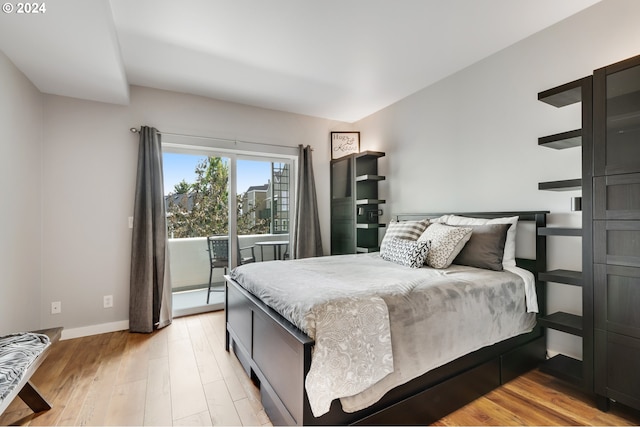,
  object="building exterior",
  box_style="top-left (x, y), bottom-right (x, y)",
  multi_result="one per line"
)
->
top-left (243, 184), bottom-right (269, 225)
